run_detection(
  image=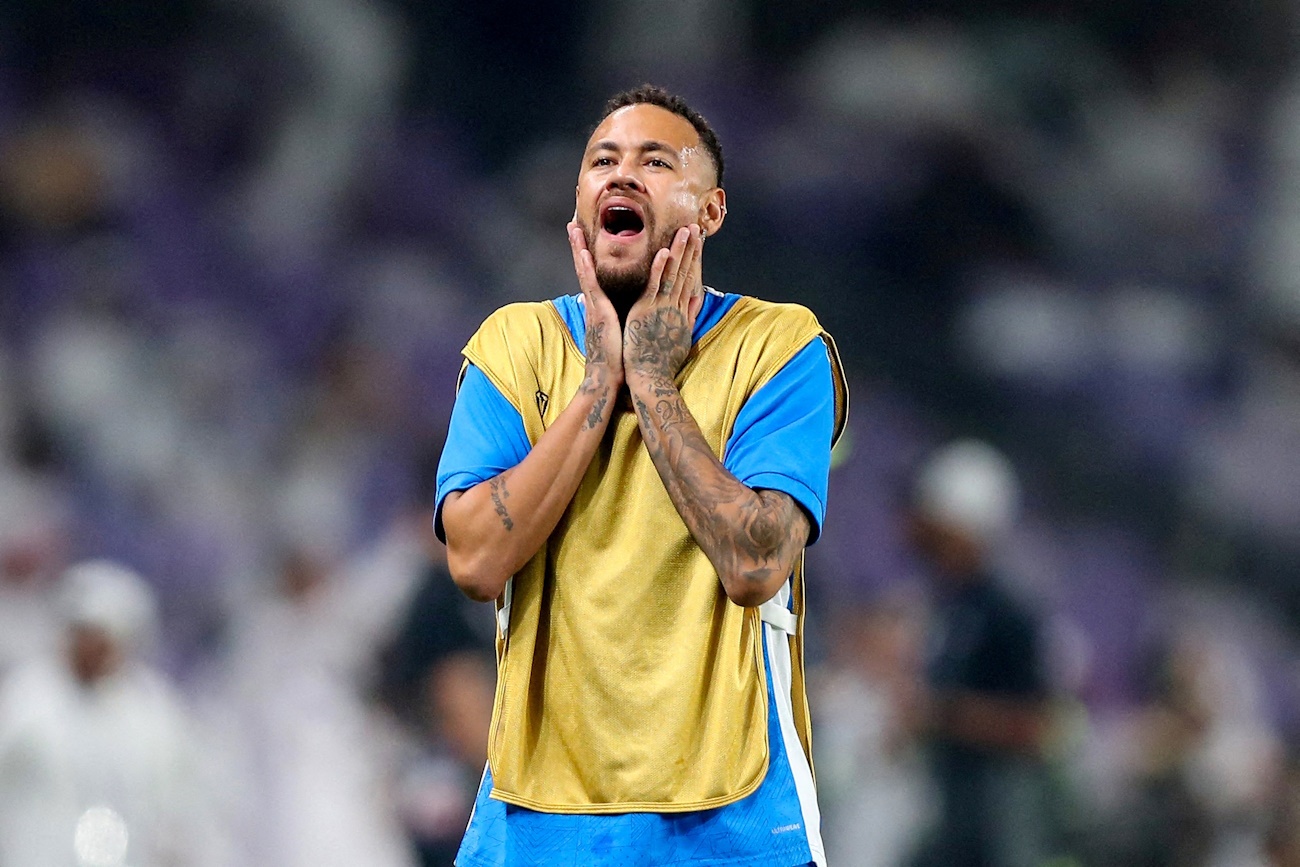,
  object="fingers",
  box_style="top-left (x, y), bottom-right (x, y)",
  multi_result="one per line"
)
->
top-left (687, 283), bottom-right (705, 322)
top-left (657, 227), bottom-right (690, 301)
top-left (672, 225), bottom-right (703, 308)
top-left (567, 222), bottom-right (601, 303)
top-left (646, 246), bottom-right (672, 300)
top-left (582, 220), bottom-right (705, 312)
top-left (648, 225), bottom-right (703, 307)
